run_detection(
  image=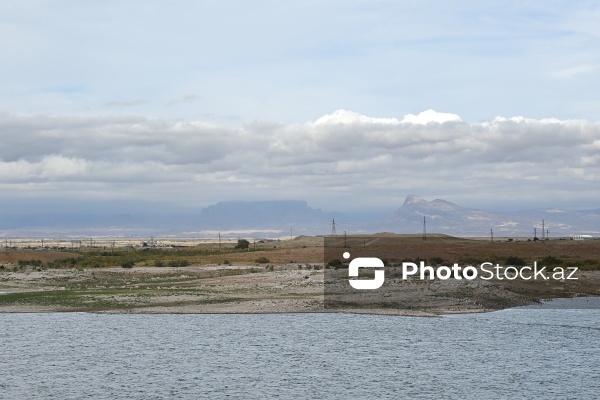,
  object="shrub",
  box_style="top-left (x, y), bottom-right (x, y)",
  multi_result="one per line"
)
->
top-left (505, 256), bottom-right (526, 266)
top-left (121, 261), bottom-right (135, 269)
top-left (328, 259), bottom-right (342, 268)
top-left (578, 259), bottom-right (600, 271)
top-left (154, 261), bottom-right (165, 268)
top-left (235, 239), bottom-right (250, 249)
top-left (168, 260), bottom-right (190, 268)
top-left (459, 257), bottom-right (484, 266)
top-left (18, 259), bottom-right (43, 267)
top-left (430, 257), bottom-right (445, 265)
top-left (540, 256), bottom-right (562, 266)
top-left (255, 257), bottom-right (270, 263)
